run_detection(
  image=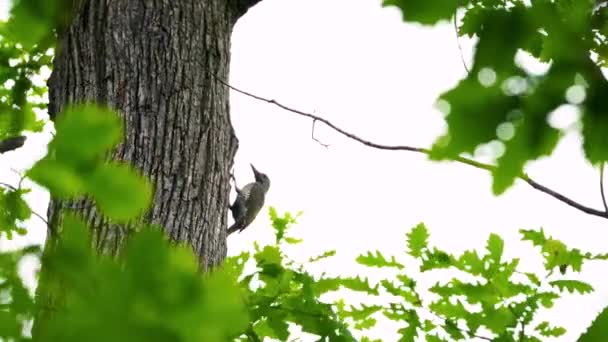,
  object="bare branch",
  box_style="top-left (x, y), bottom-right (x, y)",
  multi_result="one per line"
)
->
top-left (214, 76), bottom-right (608, 220)
top-left (601, 163), bottom-right (607, 212)
top-left (0, 136), bottom-right (26, 154)
top-left (523, 176), bottom-right (608, 218)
